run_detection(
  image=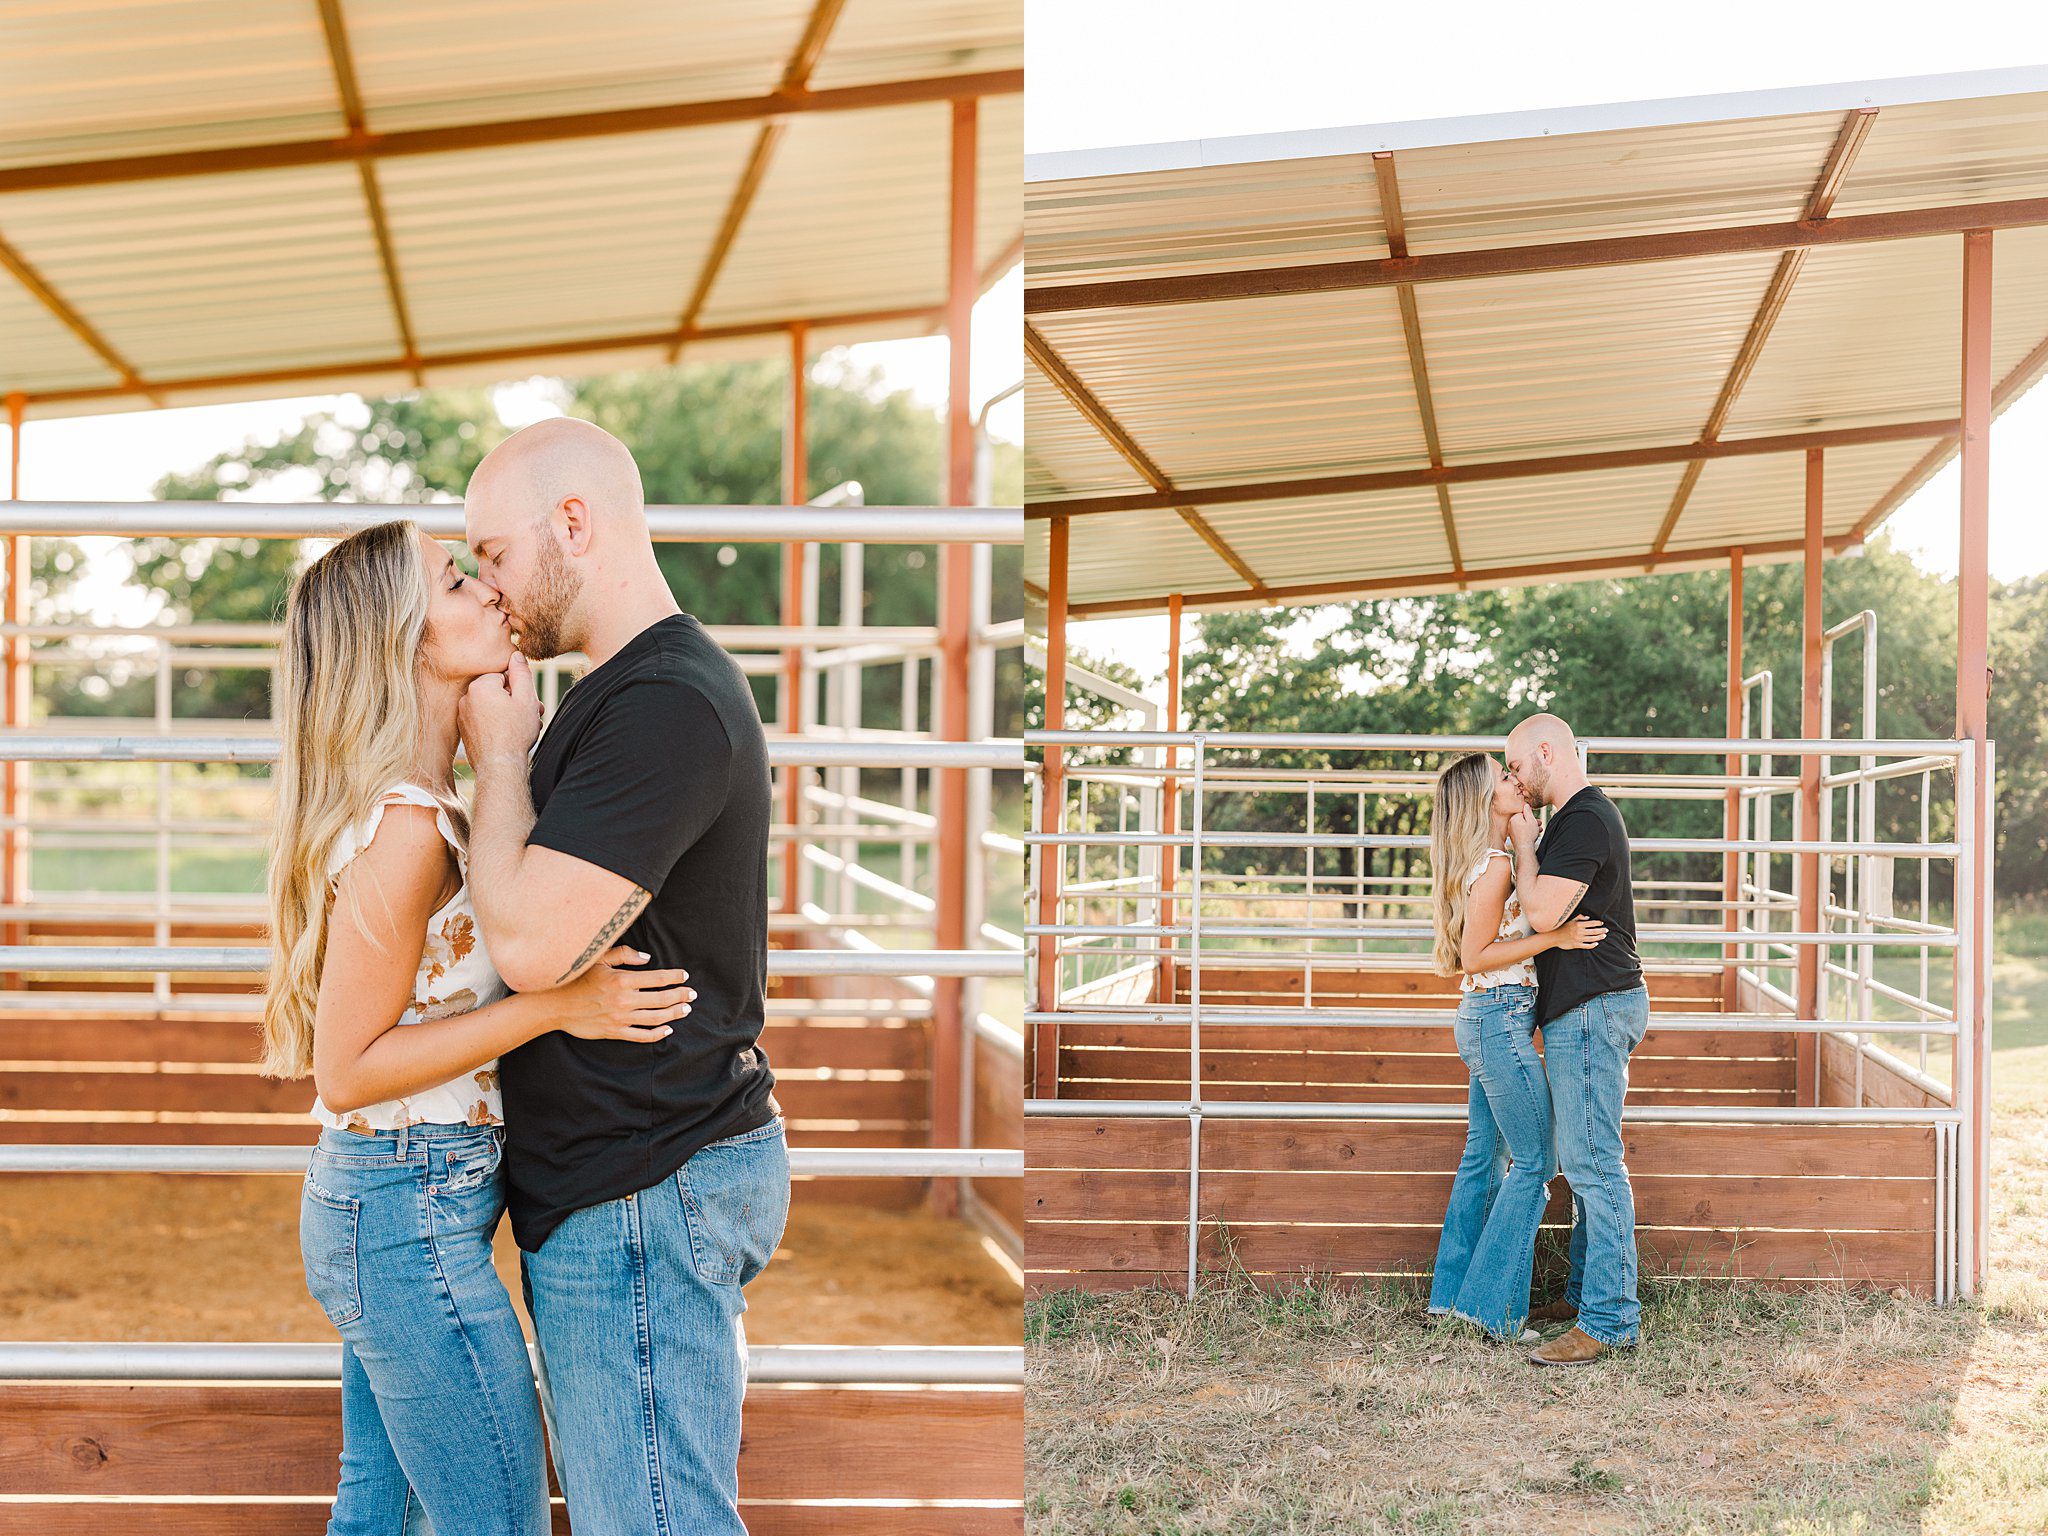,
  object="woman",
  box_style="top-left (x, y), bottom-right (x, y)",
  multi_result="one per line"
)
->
top-left (261, 520), bottom-right (696, 1535)
top-left (1424, 751), bottom-right (1605, 1343)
